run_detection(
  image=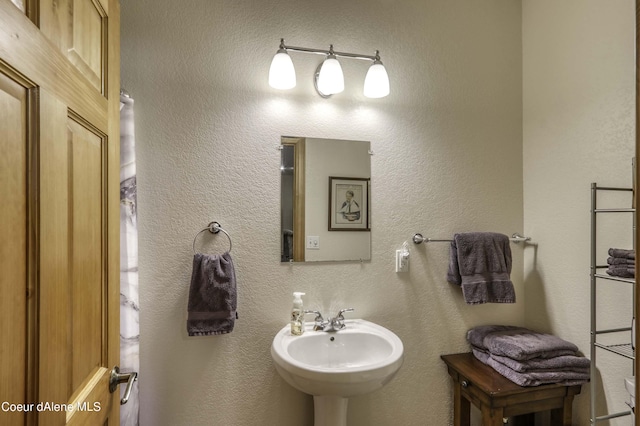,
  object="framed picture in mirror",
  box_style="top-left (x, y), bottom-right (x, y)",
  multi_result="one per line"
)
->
top-left (329, 177), bottom-right (370, 231)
